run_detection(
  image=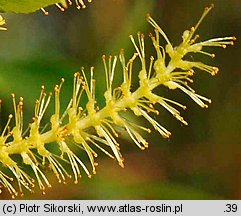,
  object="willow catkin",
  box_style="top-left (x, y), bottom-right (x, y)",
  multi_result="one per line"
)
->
top-left (0, 5), bottom-right (235, 198)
